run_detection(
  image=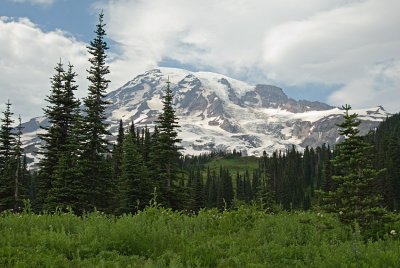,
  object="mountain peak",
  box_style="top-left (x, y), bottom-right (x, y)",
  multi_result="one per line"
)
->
top-left (21, 67), bottom-right (390, 166)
